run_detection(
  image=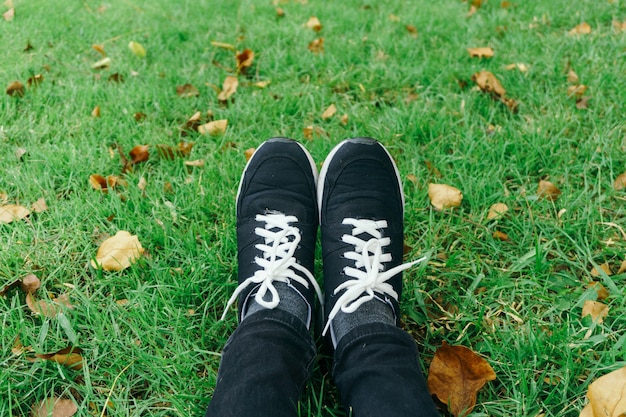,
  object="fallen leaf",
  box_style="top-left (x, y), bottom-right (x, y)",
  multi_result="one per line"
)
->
top-left (27, 74), bottom-right (44, 87)
top-left (129, 145), bottom-right (149, 165)
top-left (137, 177), bottom-right (147, 192)
top-left (92, 44), bottom-right (106, 56)
top-left (388, 14), bottom-right (400, 22)
top-left (306, 16), bottom-right (322, 31)
top-left (89, 174), bottom-right (108, 192)
top-left (576, 96), bottom-right (591, 109)
top-left (211, 41), bottom-right (235, 50)
top-left (492, 230), bottom-right (509, 241)
top-left (15, 147), bottom-right (27, 160)
top-left (128, 40), bottom-right (146, 58)
top-left (567, 84), bottom-right (587, 98)
top-left (0, 278), bottom-right (21, 296)
top-left (567, 70), bottom-right (580, 83)
top-left (582, 300), bottom-right (608, 324)
top-left (26, 292), bottom-right (73, 318)
top-left (31, 197), bottom-right (47, 213)
top-left (580, 366), bottom-right (626, 417)
top-left (308, 38), bottom-right (324, 53)
top-left (504, 63), bottom-right (528, 72)
top-left (252, 80), bottom-right (271, 88)
top-left (487, 203), bottom-right (508, 220)
top-left (20, 274), bottom-right (41, 293)
top-left (340, 114), bottom-right (349, 125)
top-left (427, 341), bottom-right (496, 417)
top-left (198, 119), bottom-right (228, 136)
top-left (3, 7), bottom-right (14, 21)
top-left (36, 346), bottom-right (83, 371)
top-left (613, 20), bottom-right (626, 33)
top-left (33, 397), bottom-right (78, 417)
top-left (614, 173), bottom-right (626, 191)
top-left (472, 70), bottom-right (506, 97)
top-left (184, 159), bottom-right (205, 167)
top-left (537, 180), bottom-right (561, 201)
top-left (91, 57), bottom-right (111, 69)
top-left (91, 105), bottom-right (101, 117)
top-left (406, 25), bottom-right (418, 38)
top-left (236, 49), bottom-right (255, 73)
top-left (91, 230), bottom-right (144, 271)
top-left (569, 22), bottom-right (591, 35)
top-left (12, 335), bottom-right (33, 356)
top-left (276, 7), bottom-right (285, 17)
top-left (467, 47), bottom-right (494, 58)
top-left (108, 73), bottom-right (124, 83)
top-left (244, 148), bottom-right (256, 161)
top-left (176, 83), bottom-right (199, 98)
top-left (321, 104), bottom-right (337, 120)
top-left (6, 80), bottom-right (24, 97)
top-left (0, 204), bottom-right (30, 223)
top-left (467, 5), bottom-right (477, 17)
top-left (588, 282), bottom-right (609, 301)
top-left (217, 76), bottom-right (238, 102)
top-left (134, 112), bottom-right (146, 122)
top-left (302, 125), bottom-right (327, 140)
top-left (428, 184), bottom-right (463, 210)
top-left (590, 262), bottom-right (611, 278)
